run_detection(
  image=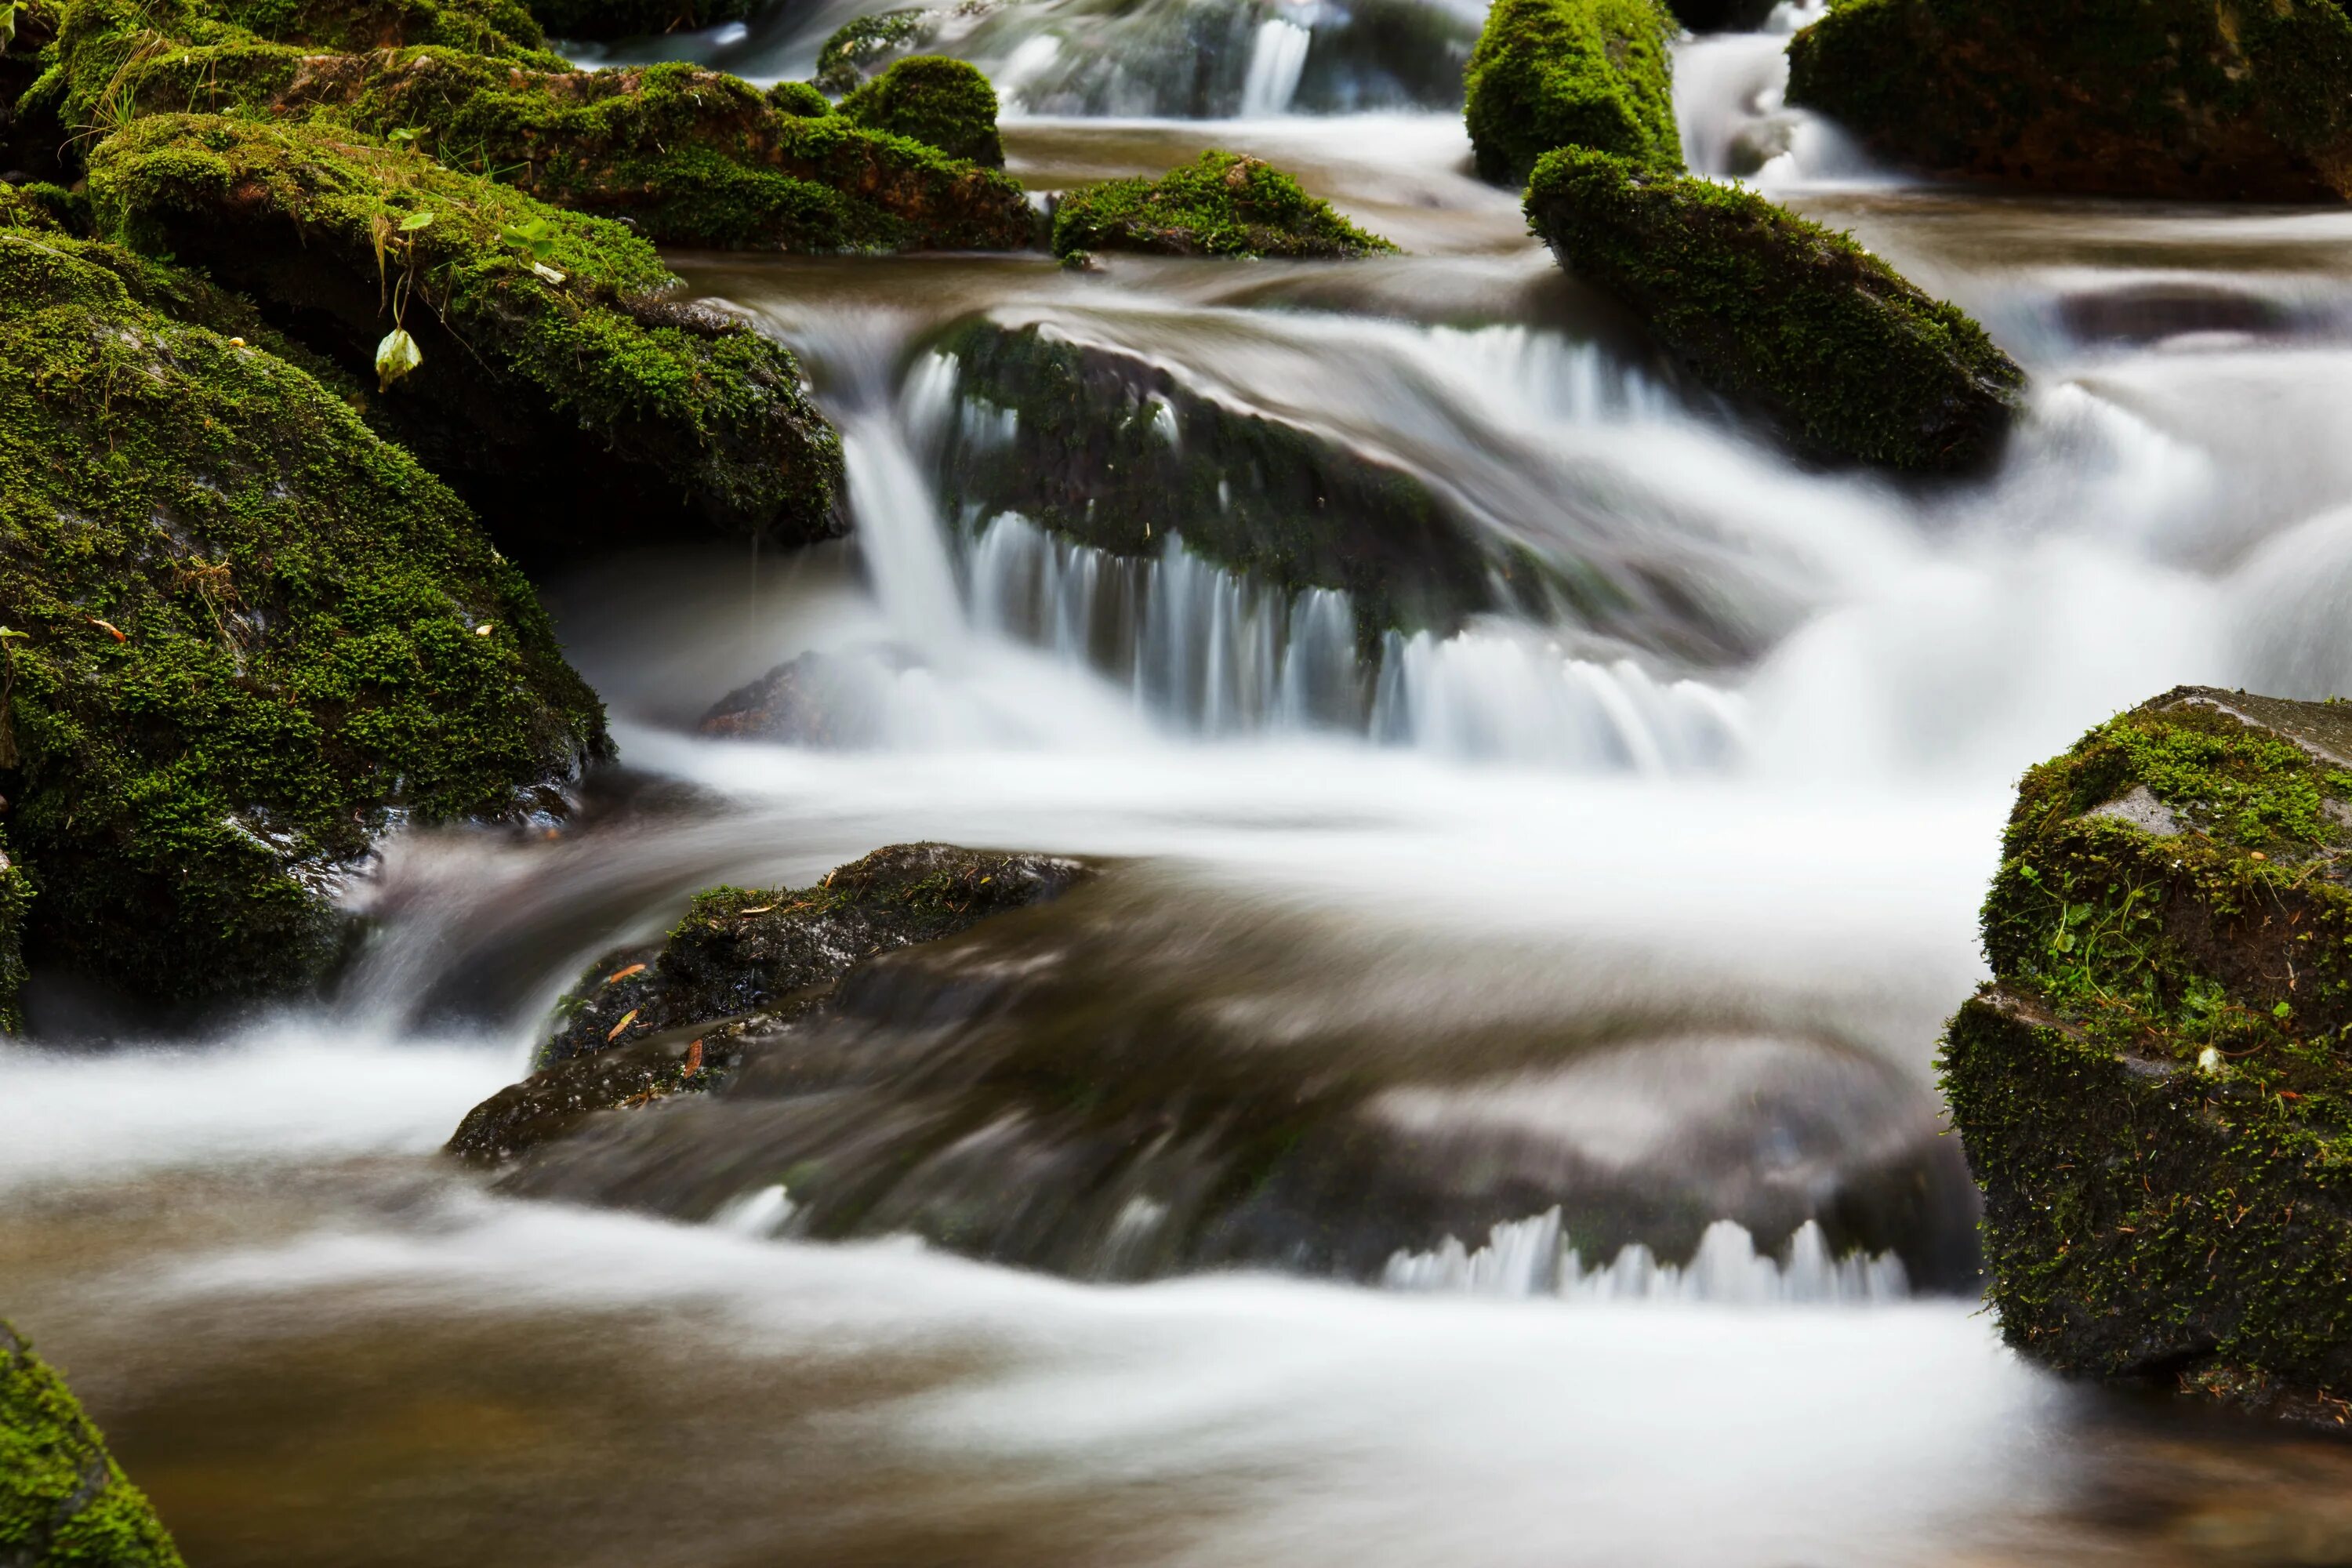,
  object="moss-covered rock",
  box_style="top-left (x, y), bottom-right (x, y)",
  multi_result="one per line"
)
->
top-left (205, 0), bottom-right (562, 62)
top-left (1, 1322), bottom-right (183, 1568)
top-left (764, 78), bottom-right (829, 118)
top-left (1050, 150), bottom-right (1396, 260)
top-left (1947, 686), bottom-right (2352, 1425)
top-left (813, 6), bottom-right (936, 94)
top-left (1463, 0), bottom-right (1681, 186)
top-left (1524, 147), bottom-right (2022, 473)
top-left (1784, 0), bottom-right (2352, 201)
top-left (837, 54), bottom-right (1000, 169)
top-left (0, 209), bottom-right (605, 1016)
top-left (524, 0), bottom-right (750, 42)
top-left (85, 113), bottom-right (844, 557)
top-left (447, 844), bottom-right (1095, 1160)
